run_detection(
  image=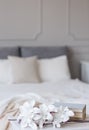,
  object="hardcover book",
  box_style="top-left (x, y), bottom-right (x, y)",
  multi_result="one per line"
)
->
top-left (54, 102), bottom-right (86, 120)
